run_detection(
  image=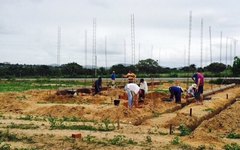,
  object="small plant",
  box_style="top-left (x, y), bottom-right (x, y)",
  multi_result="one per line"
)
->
top-left (7, 123), bottom-right (39, 130)
top-left (145, 136), bottom-right (152, 143)
top-left (19, 115), bottom-right (33, 121)
top-left (127, 138), bottom-right (138, 145)
top-left (227, 133), bottom-right (240, 139)
top-left (224, 143), bottom-right (240, 150)
top-left (203, 108), bottom-right (214, 113)
top-left (197, 145), bottom-right (206, 150)
top-left (179, 124), bottom-right (191, 136)
top-left (171, 136), bottom-right (180, 145)
top-left (83, 135), bottom-right (97, 144)
top-left (0, 142), bottom-right (11, 150)
top-left (110, 135), bottom-right (126, 146)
